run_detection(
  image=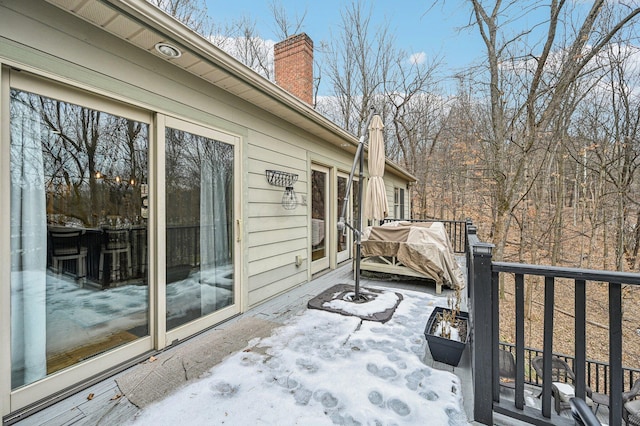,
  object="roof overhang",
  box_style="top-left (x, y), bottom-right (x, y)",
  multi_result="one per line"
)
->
top-left (44, 0), bottom-right (416, 182)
